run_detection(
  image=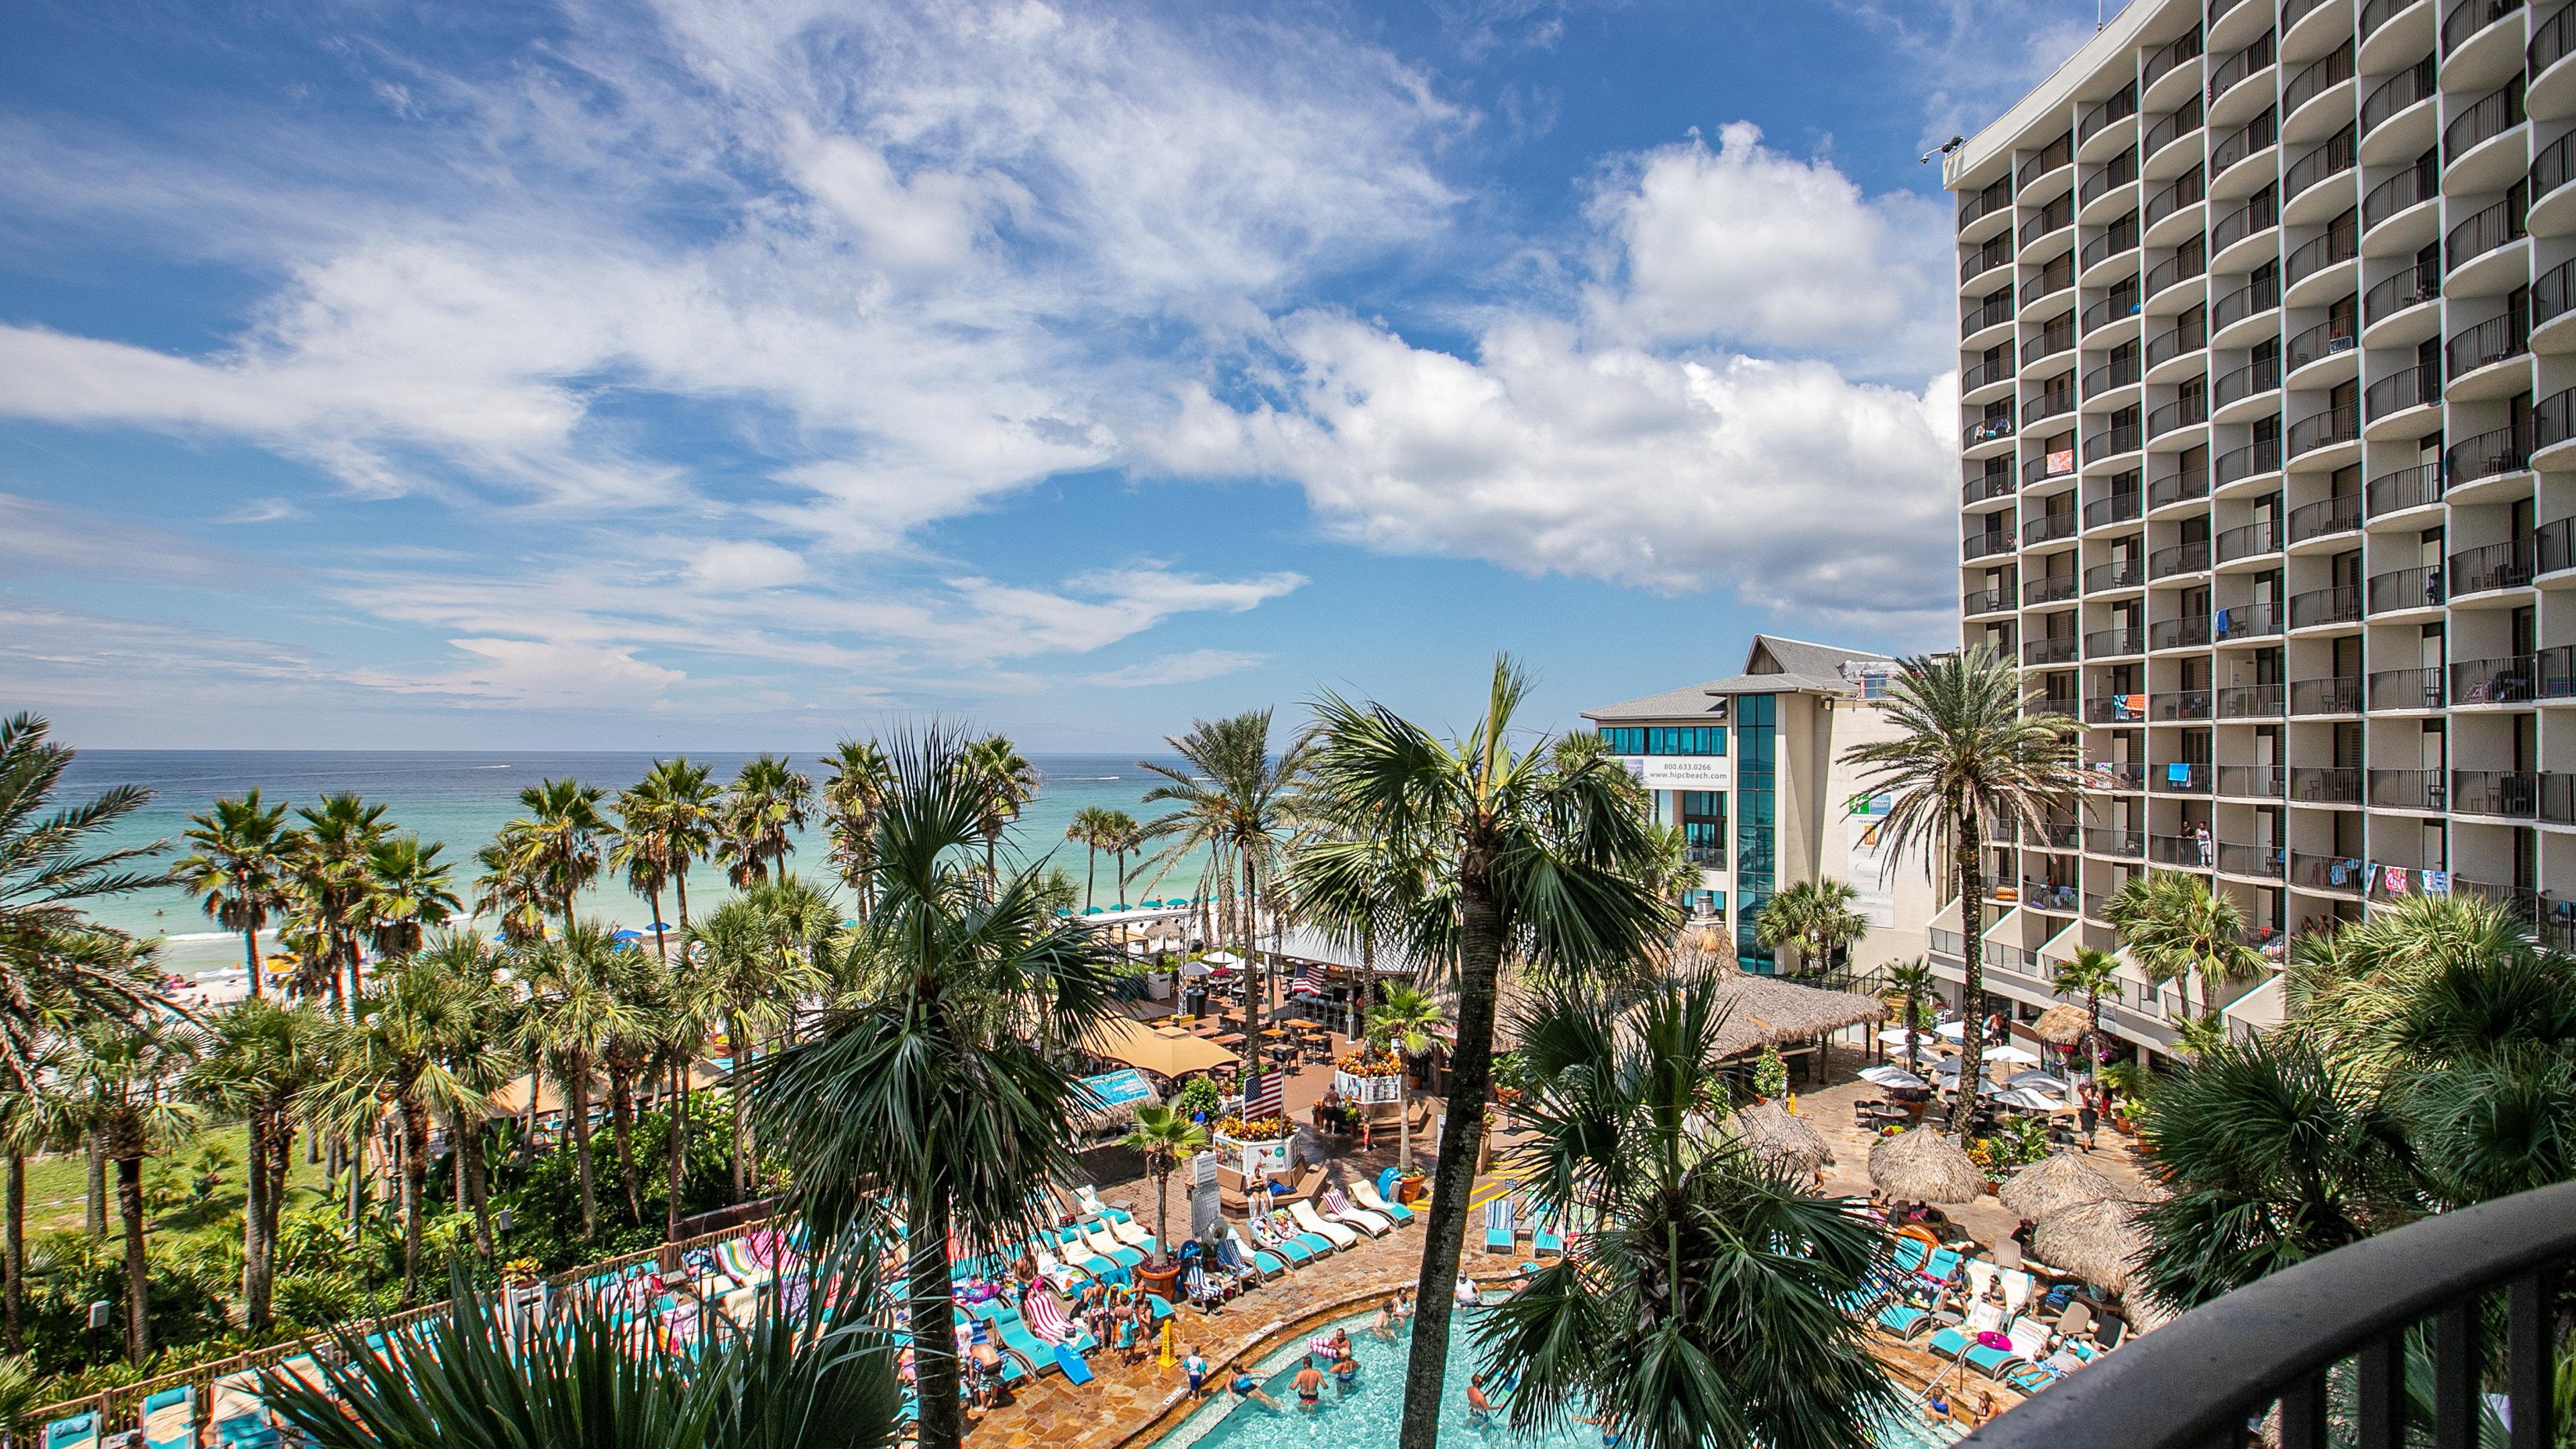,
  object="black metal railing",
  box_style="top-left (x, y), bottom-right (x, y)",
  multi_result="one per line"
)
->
top-left (2540, 643), bottom-right (2576, 698)
top-left (1966, 416), bottom-right (2015, 447)
top-left (2210, 107), bottom-right (2277, 176)
top-left (2446, 194), bottom-right (2527, 273)
top-left (2026, 453), bottom-right (2079, 488)
top-left (1958, 180), bottom-right (2012, 230)
top-left (2087, 288), bottom-right (2146, 335)
top-left (2538, 515), bottom-right (2576, 574)
top-left (2444, 81), bottom-right (2526, 164)
top-left (2285, 125), bottom-right (2357, 201)
top-left (2289, 765), bottom-right (2361, 804)
top-left (2149, 539), bottom-right (2212, 578)
top-left (2147, 162), bottom-right (2209, 231)
top-left (2371, 768), bottom-right (2447, 810)
top-left (2022, 390), bottom-right (2077, 427)
top-left (2213, 434), bottom-right (2283, 487)
top-left (2207, 33), bottom-right (2273, 105)
top-left (2029, 266), bottom-right (2075, 305)
top-left (2285, 219), bottom-right (2358, 288)
top-left (2024, 635), bottom-right (2082, 667)
top-left (2023, 511), bottom-right (2081, 545)
top-left (2083, 493), bottom-right (2143, 529)
top-left (2082, 219), bottom-right (2141, 271)
top-left (2365, 460), bottom-right (2440, 515)
top-left (2087, 421), bottom-right (2143, 460)
top-left (2361, 54), bottom-right (2435, 136)
top-left (2212, 354), bottom-right (2279, 408)
top-left (2215, 598), bottom-right (2281, 640)
top-left (2443, 0), bottom-right (2526, 57)
top-left (2085, 352), bottom-right (2143, 396)
top-left (2536, 0), bottom-right (2576, 70)
top-left (1963, 531), bottom-right (2015, 560)
top-left (1962, 240), bottom-right (2012, 284)
top-left (2446, 309), bottom-right (2530, 380)
top-left (1964, 586), bottom-right (2010, 615)
top-left (2363, 156), bottom-right (2435, 229)
top-left (2452, 769), bottom-right (2539, 818)
top-left (1964, 294), bottom-right (2015, 333)
top-left (2216, 684), bottom-right (2284, 718)
top-left (2282, 40), bottom-right (2353, 120)
top-left (2147, 392), bottom-right (2209, 437)
top-left (2082, 760), bottom-right (2145, 793)
top-left (2538, 388), bottom-right (2576, 451)
top-left (2362, 260), bottom-right (2438, 323)
top-left (2145, 98), bottom-right (2206, 165)
top-left (1965, 469), bottom-right (2015, 504)
top-left (2287, 402), bottom-right (2359, 456)
top-left (2290, 674), bottom-right (2363, 713)
top-left (2447, 536), bottom-right (2537, 595)
top-left (2287, 491), bottom-right (2359, 543)
top-left (2445, 419), bottom-right (2534, 488)
top-left (2153, 761), bottom-right (2212, 793)
top-left (2367, 564), bottom-right (2444, 612)
top-left (2287, 316), bottom-right (2357, 370)
top-left (2080, 83), bottom-right (2140, 144)
top-left (2368, 665), bottom-right (2445, 710)
top-left (2033, 315), bottom-right (2078, 358)
top-left (2144, 23), bottom-right (2204, 91)
top-left (2536, 261), bottom-right (2576, 330)
top-left (2148, 832), bottom-right (2207, 865)
top-left (2530, 129), bottom-right (2575, 206)
top-left (2364, 365), bottom-right (2440, 420)
top-left (2086, 556), bottom-right (2145, 591)
top-left (2024, 573), bottom-right (2080, 606)
top-left (2216, 839), bottom-right (2285, 876)
top-left (2151, 463), bottom-right (2210, 508)
top-left (2211, 274), bottom-right (2278, 331)
top-left (2145, 246), bottom-right (2208, 300)
top-left (2288, 584), bottom-right (2362, 629)
top-left (2084, 826), bottom-right (2145, 857)
top-left (2082, 148), bottom-right (2142, 209)
top-left (2086, 627), bottom-right (2147, 658)
top-left (2453, 651), bottom-right (2538, 704)
top-left (2210, 195), bottom-right (2277, 255)
top-left (2151, 616), bottom-right (2213, 651)
top-left (2215, 518), bottom-right (2278, 563)
top-left (2020, 206), bottom-right (2075, 249)
top-left (2145, 315), bottom-right (2206, 364)
top-left (2290, 847), bottom-right (2369, 890)
top-left (2018, 135), bottom-right (2074, 193)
